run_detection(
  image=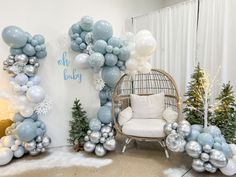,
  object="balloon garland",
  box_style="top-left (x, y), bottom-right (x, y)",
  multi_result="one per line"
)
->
top-left (0, 26), bottom-right (51, 166)
top-left (69, 16), bottom-right (157, 157)
top-left (164, 120), bottom-right (236, 175)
